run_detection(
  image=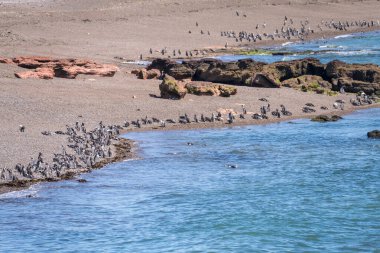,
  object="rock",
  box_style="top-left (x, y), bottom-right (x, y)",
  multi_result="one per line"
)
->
top-left (132, 68), bottom-right (160, 79)
top-left (185, 81), bottom-right (220, 96)
top-left (131, 69), bottom-right (140, 75)
top-left (311, 115), bottom-right (343, 122)
top-left (159, 75), bottom-right (187, 99)
top-left (325, 60), bottom-right (380, 95)
top-left (15, 67), bottom-right (55, 79)
top-left (54, 63), bottom-right (119, 79)
top-left (185, 81), bottom-right (237, 97)
top-left (147, 69), bottom-right (161, 79)
top-left (136, 69), bottom-right (147, 79)
top-left (334, 77), bottom-right (379, 95)
top-left (147, 58), bottom-right (176, 72)
top-left (166, 64), bottom-right (195, 80)
top-left (218, 85), bottom-right (237, 97)
top-left (1, 56), bottom-right (119, 79)
top-left (251, 73), bottom-right (280, 88)
top-left (145, 57), bottom-right (380, 95)
top-left (367, 130), bottom-right (380, 139)
top-left (282, 75), bottom-right (333, 94)
top-left (0, 57), bottom-right (14, 64)
top-left (261, 58), bottom-right (325, 81)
